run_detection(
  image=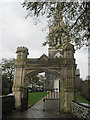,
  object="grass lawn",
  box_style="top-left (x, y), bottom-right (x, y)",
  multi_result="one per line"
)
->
top-left (28, 92), bottom-right (47, 107)
top-left (28, 92), bottom-right (90, 107)
top-left (76, 93), bottom-right (90, 105)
